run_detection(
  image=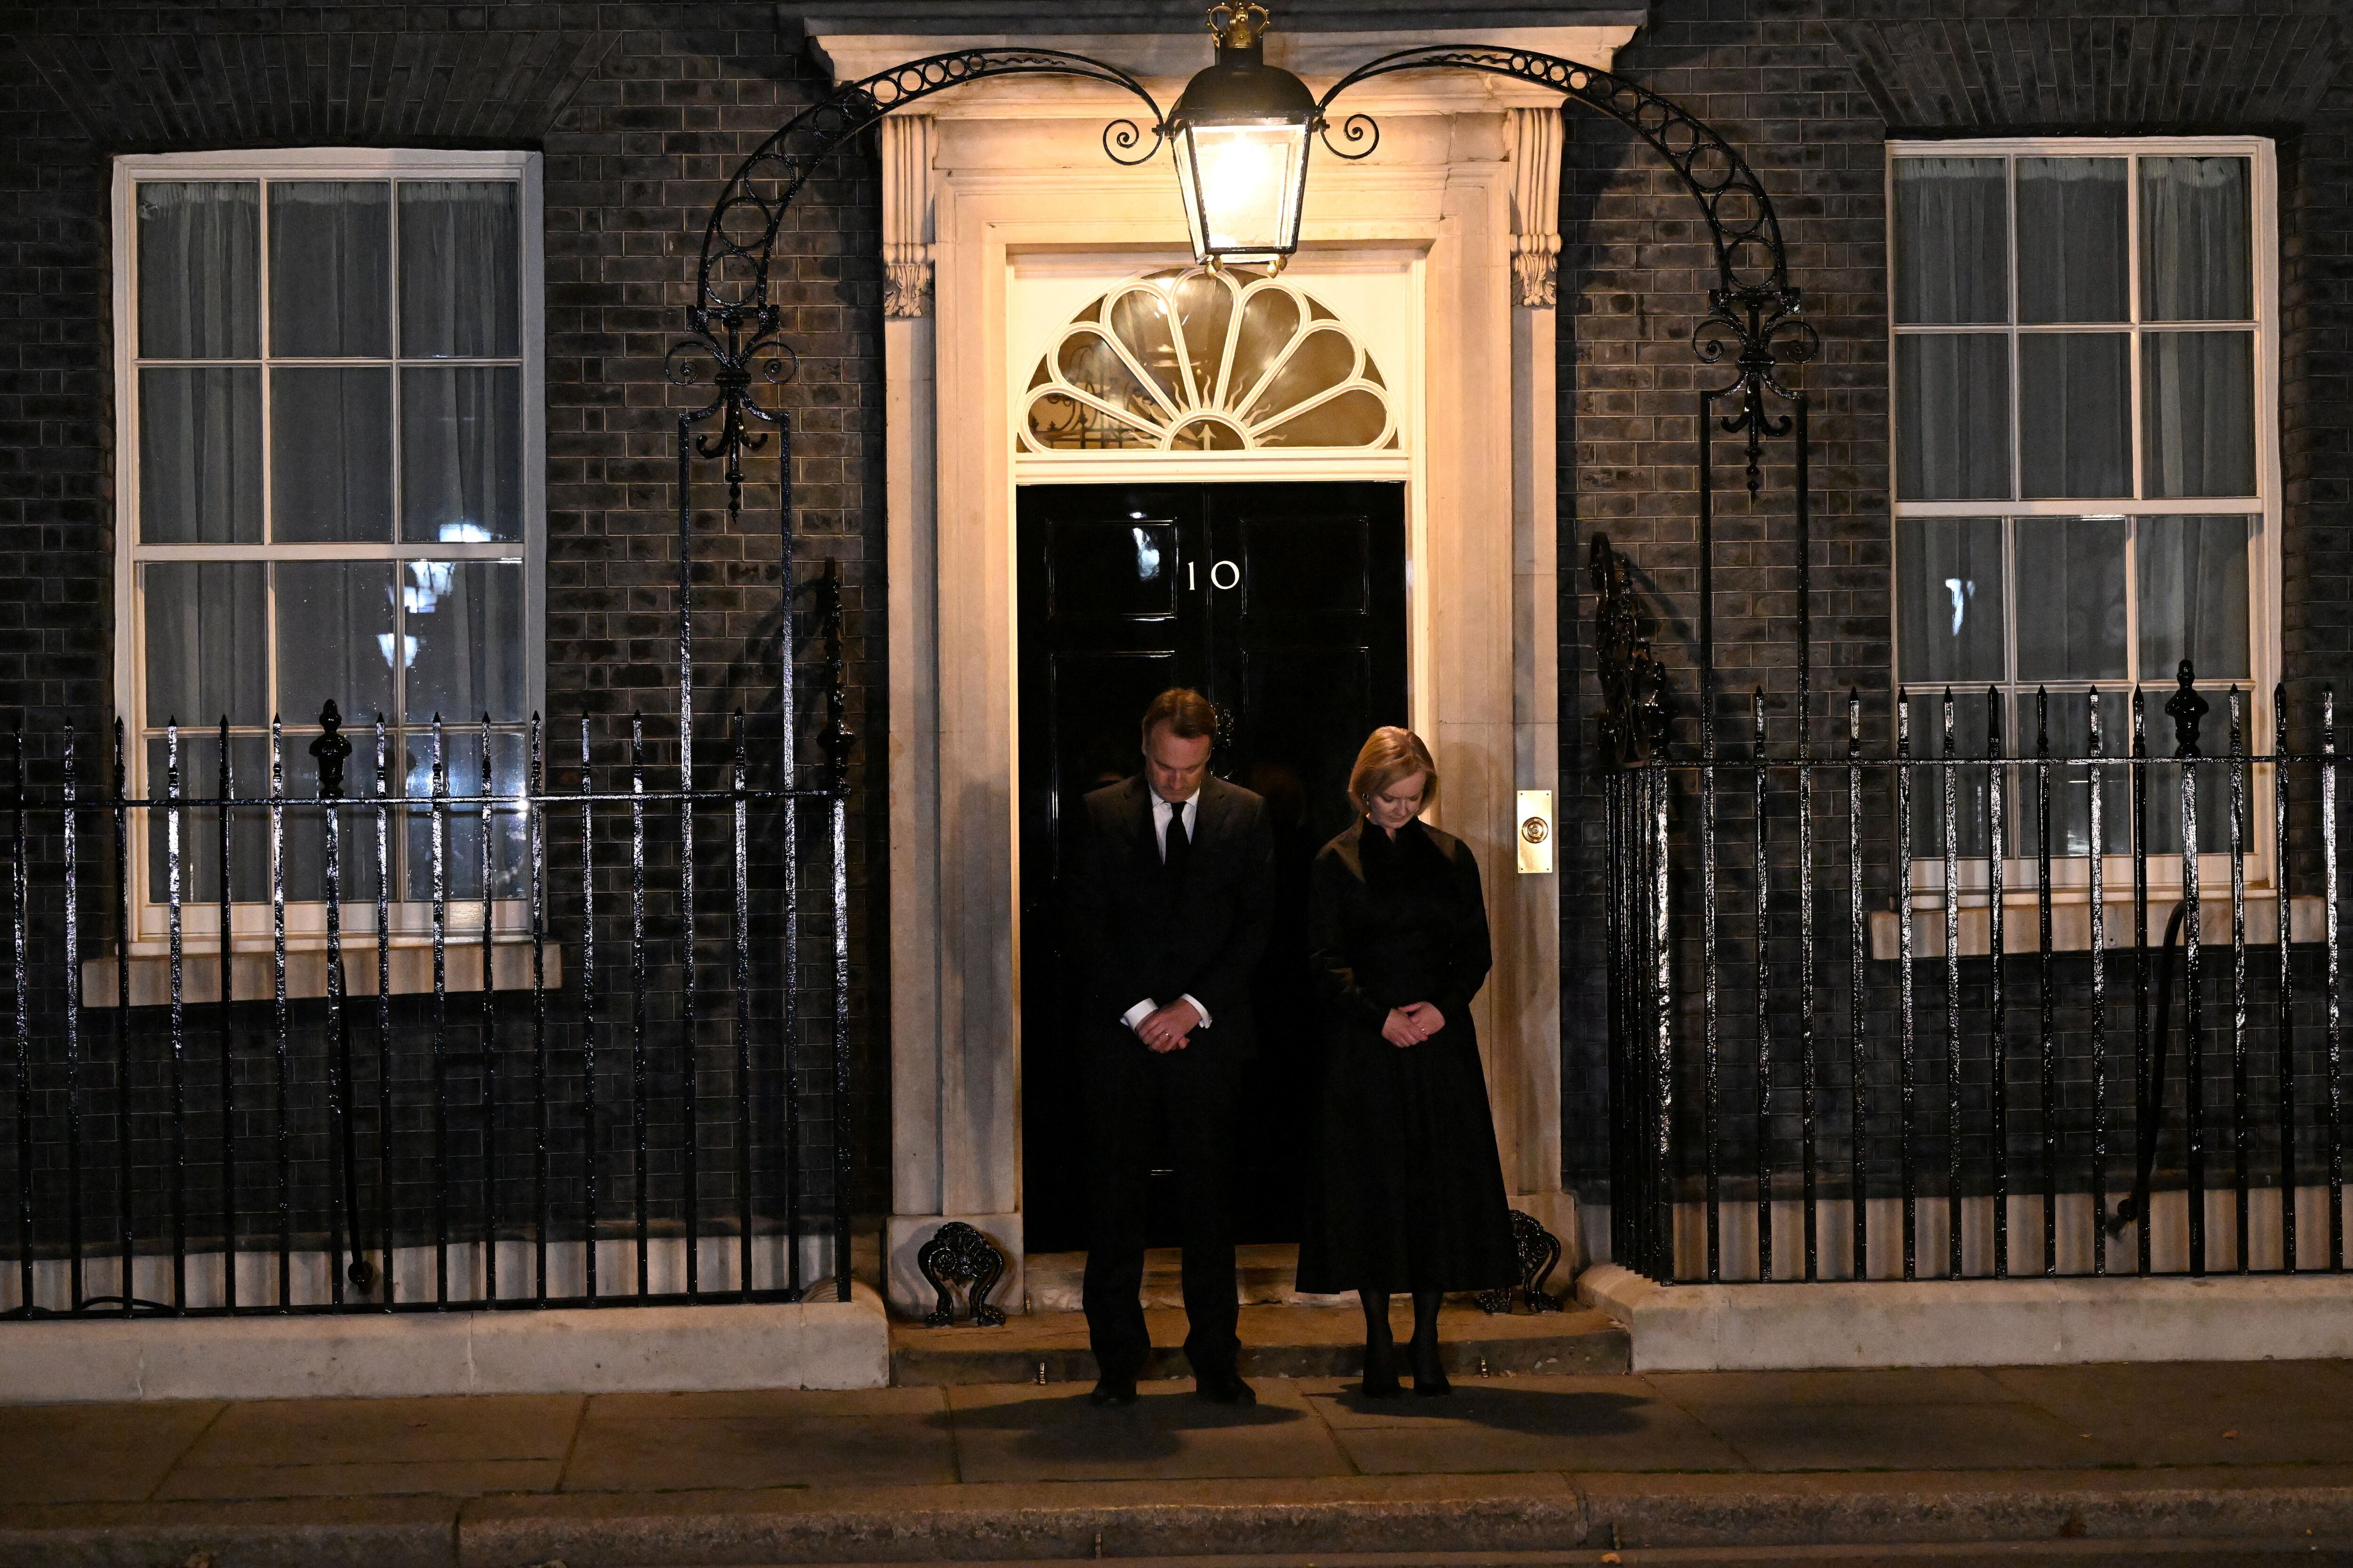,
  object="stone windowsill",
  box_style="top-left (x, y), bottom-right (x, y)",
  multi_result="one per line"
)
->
top-left (1867, 891), bottom-right (2321, 962)
top-left (81, 936), bottom-right (564, 1008)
